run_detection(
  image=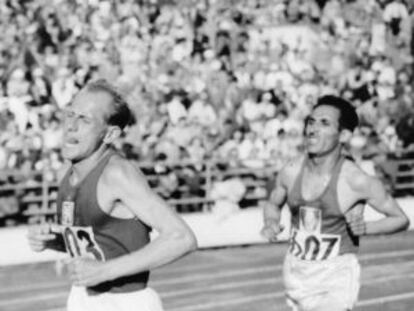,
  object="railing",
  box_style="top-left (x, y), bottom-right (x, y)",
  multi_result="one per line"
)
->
top-left (0, 160), bottom-right (278, 225)
top-left (0, 153), bottom-right (413, 226)
top-left (391, 153), bottom-right (414, 196)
